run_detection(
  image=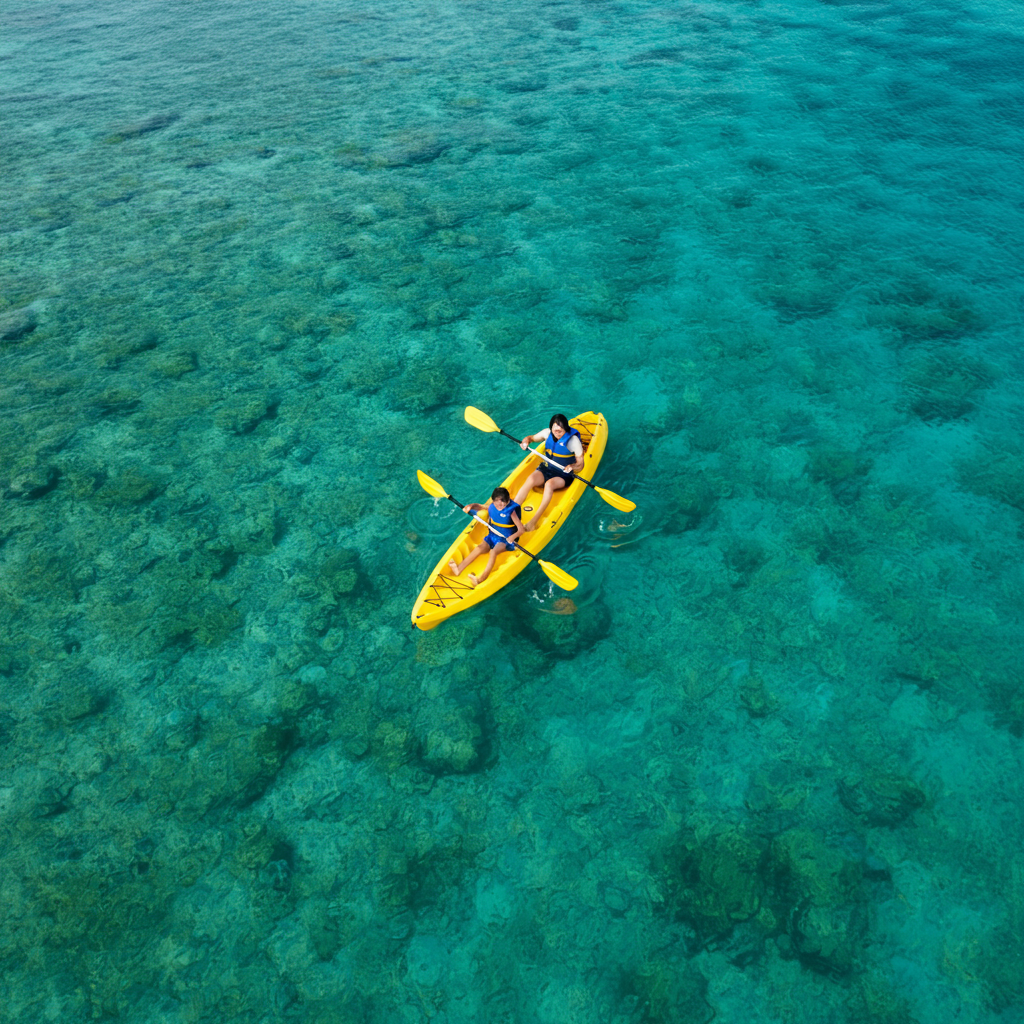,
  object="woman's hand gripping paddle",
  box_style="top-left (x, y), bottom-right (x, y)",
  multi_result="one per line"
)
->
top-left (416, 470), bottom-right (578, 591)
top-left (464, 406), bottom-right (637, 513)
